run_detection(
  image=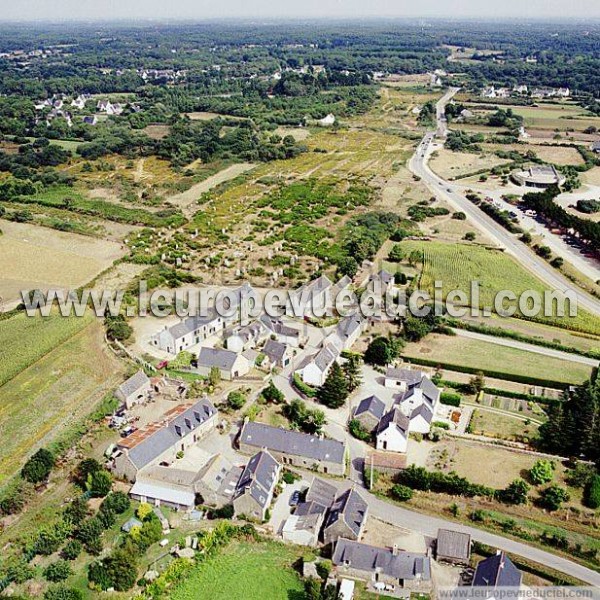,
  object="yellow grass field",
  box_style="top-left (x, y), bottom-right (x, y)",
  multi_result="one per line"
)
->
top-left (0, 314), bottom-right (124, 483)
top-left (529, 144), bottom-right (585, 166)
top-left (0, 220), bottom-right (125, 308)
top-left (430, 148), bottom-right (509, 179)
